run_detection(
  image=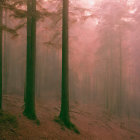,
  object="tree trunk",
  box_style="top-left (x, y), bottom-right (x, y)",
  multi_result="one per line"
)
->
top-left (3, 9), bottom-right (8, 94)
top-left (0, 1), bottom-right (3, 110)
top-left (118, 32), bottom-right (123, 116)
top-left (59, 0), bottom-right (70, 126)
top-left (116, 29), bottom-right (123, 116)
top-left (23, 0), bottom-right (37, 120)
